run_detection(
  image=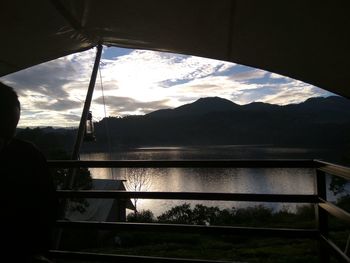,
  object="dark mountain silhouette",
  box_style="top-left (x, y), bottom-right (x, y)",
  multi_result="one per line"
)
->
top-left (244, 101), bottom-right (281, 111)
top-left (148, 97), bottom-right (239, 118)
top-left (16, 96), bottom-right (350, 160)
top-left (89, 96), bottom-right (350, 151)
